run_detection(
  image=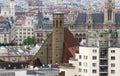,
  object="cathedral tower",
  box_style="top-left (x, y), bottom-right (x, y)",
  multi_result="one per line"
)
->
top-left (52, 12), bottom-right (64, 64)
top-left (104, 0), bottom-right (115, 25)
top-left (86, 3), bottom-right (93, 29)
top-left (68, 6), bottom-right (76, 29)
